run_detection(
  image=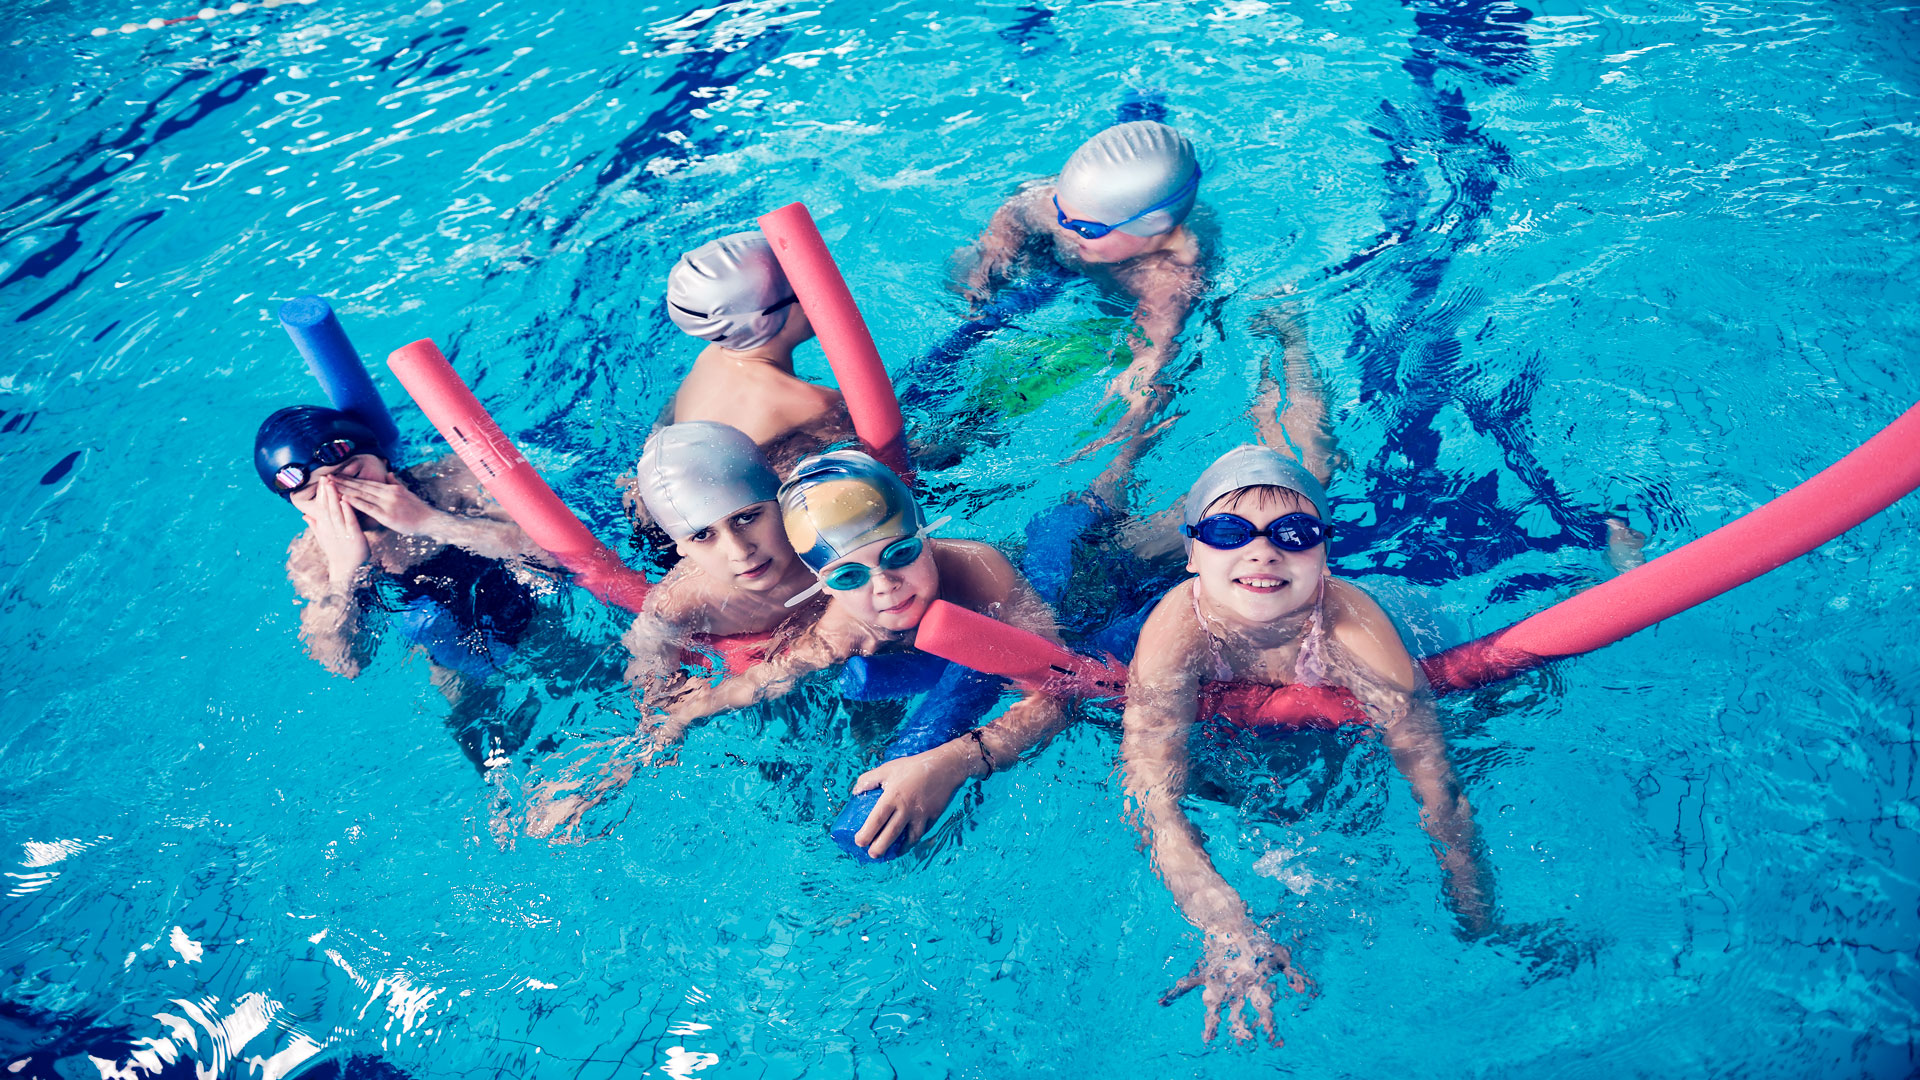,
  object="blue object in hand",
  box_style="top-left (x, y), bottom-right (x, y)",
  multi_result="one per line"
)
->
top-left (840, 652), bottom-right (953, 700)
top-left (831, 662), bottom-right (1009, 863)
top-left (279, 295), bottom-right (404, 464)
